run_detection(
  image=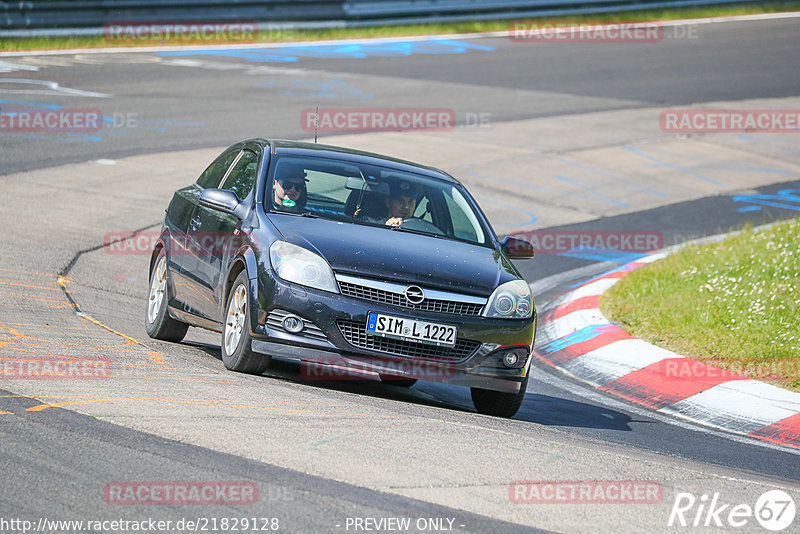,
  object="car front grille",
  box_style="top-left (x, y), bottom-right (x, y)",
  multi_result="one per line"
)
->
top-left (337, 280), bottom-right (484, 316)
top-left (336, 320), bottom-right (480, 362)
